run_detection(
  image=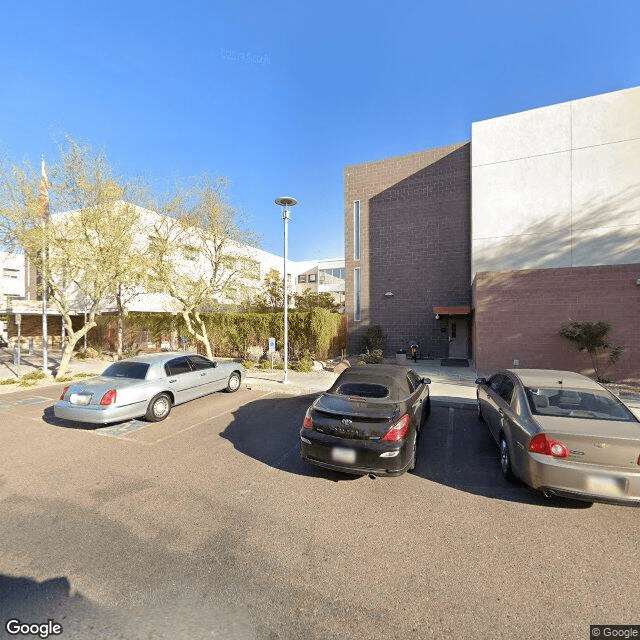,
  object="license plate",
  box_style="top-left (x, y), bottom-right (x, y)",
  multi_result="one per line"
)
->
top-left (585, 475), bottom-right (626, 497)
top-left (331, 447), bottom-right (356, 464)
top-left (70, 393), bottom-right (92, 406)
